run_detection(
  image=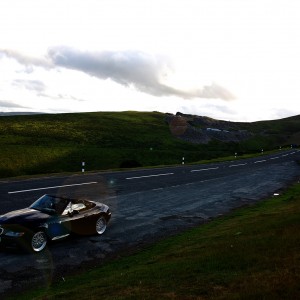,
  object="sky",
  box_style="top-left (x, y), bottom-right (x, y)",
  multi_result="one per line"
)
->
top-left (0, 0), bottom-right (300, 122)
